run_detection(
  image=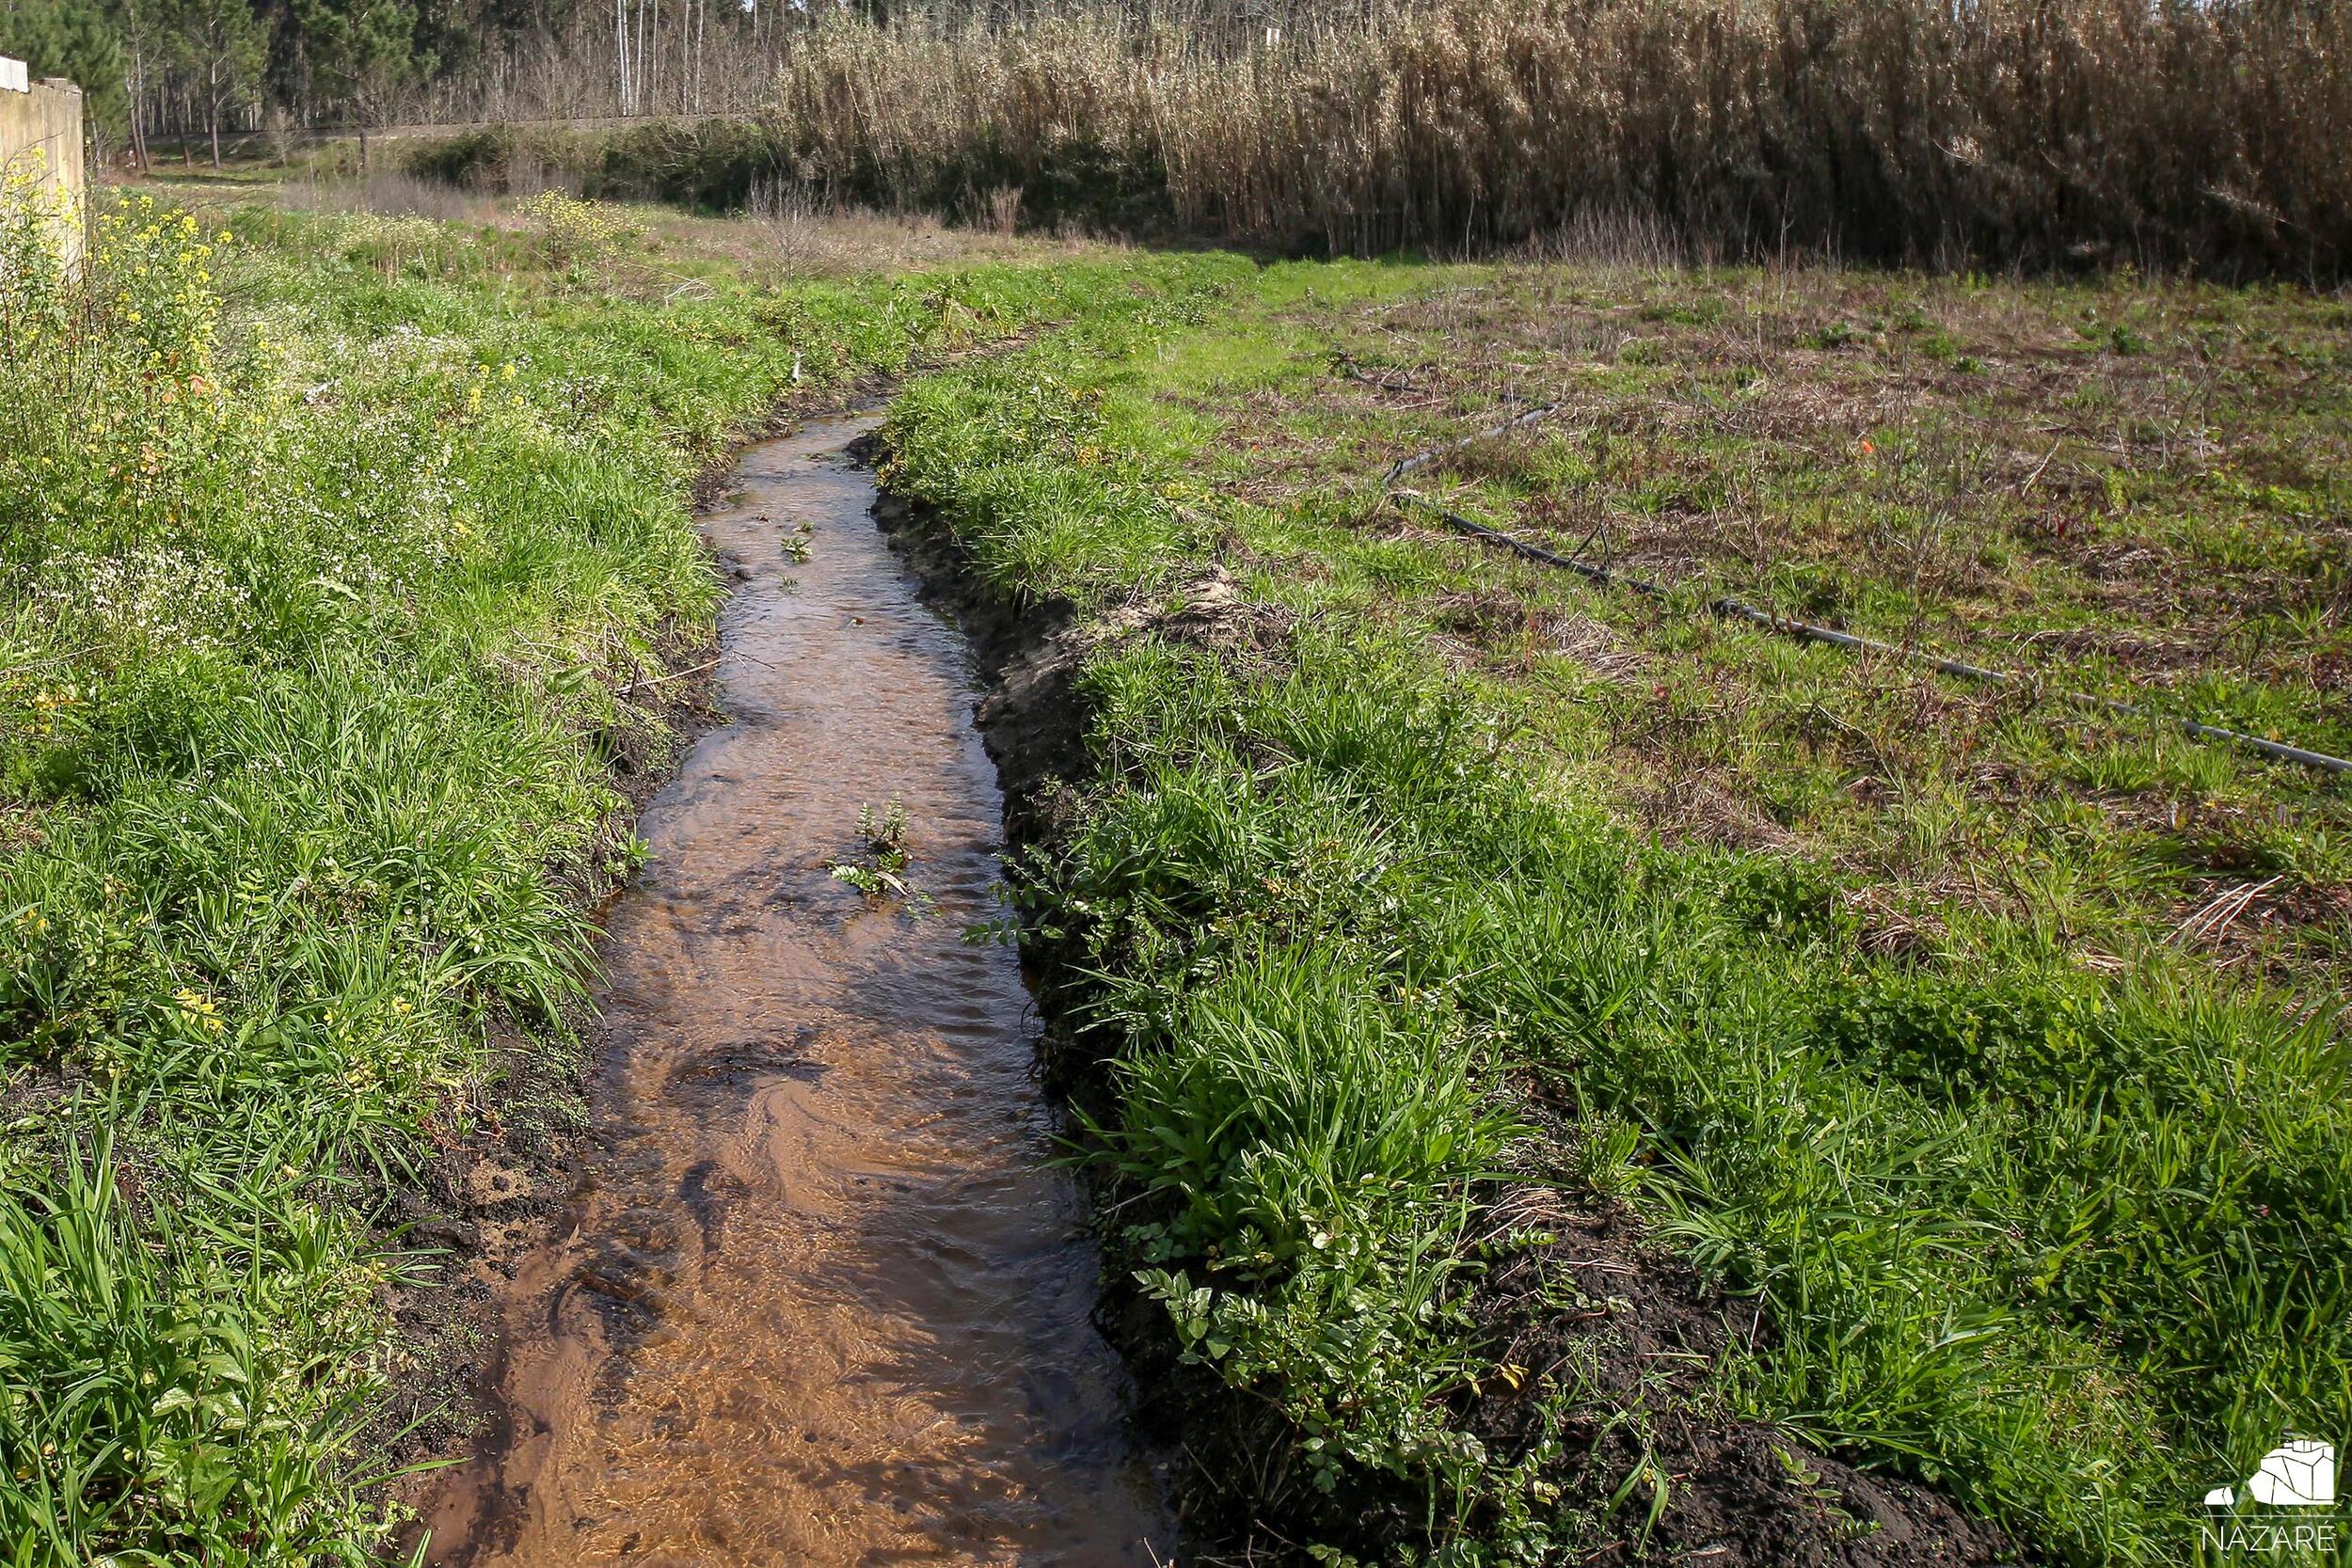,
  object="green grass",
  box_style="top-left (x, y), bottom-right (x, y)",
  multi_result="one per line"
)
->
top-left (881, 257), bottom-right (2352, 1565)
top-left (0, 182), bottom-right (1229, 1562)
top-left (8, 166), bottom-right (2343, 1563)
